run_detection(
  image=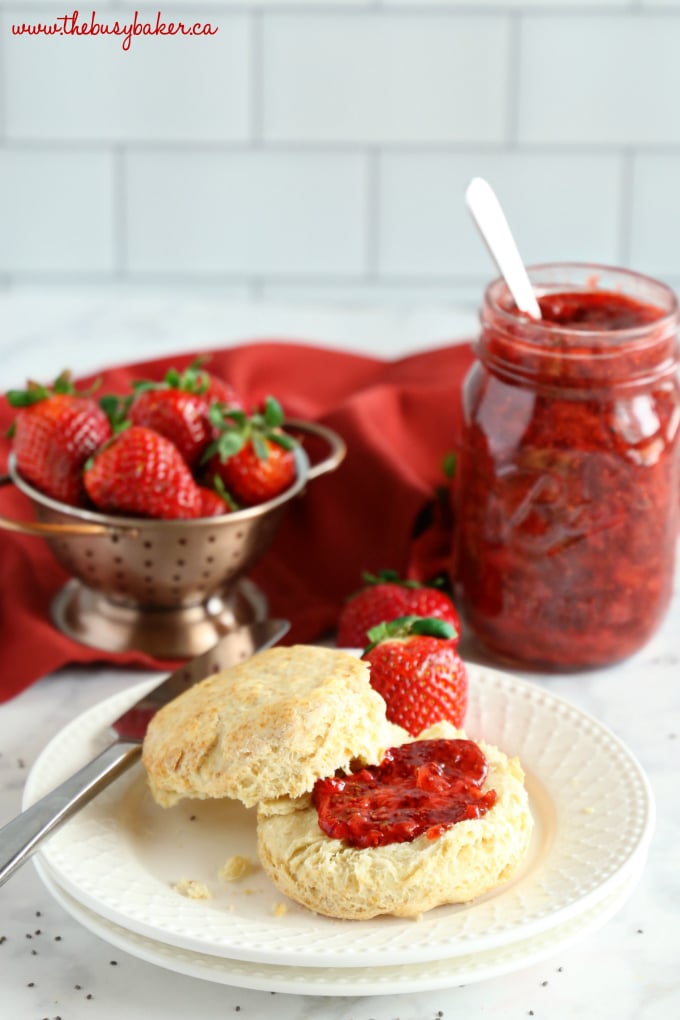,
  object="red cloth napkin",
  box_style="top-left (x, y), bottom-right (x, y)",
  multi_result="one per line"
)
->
top-left (0, 340), bottom-right (474, 701)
